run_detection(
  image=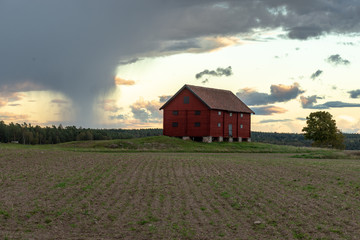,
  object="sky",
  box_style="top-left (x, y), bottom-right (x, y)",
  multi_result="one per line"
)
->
top-left (0, 0), bottom-right (360, 133)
